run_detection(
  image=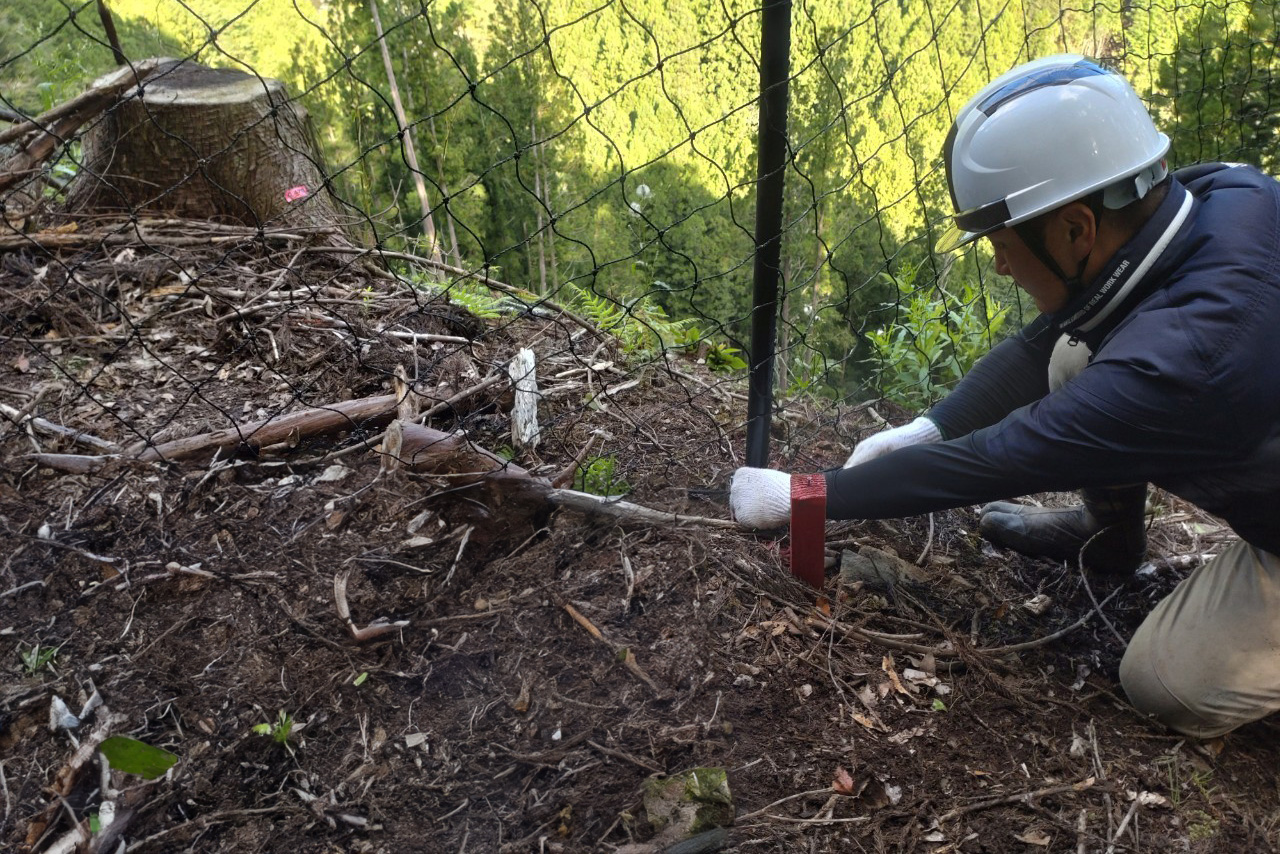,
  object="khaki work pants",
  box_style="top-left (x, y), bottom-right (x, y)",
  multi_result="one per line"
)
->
top-left (1051, 336), bottom-right (1280, 738)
